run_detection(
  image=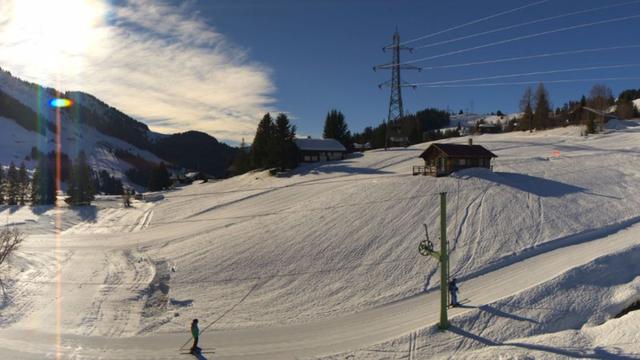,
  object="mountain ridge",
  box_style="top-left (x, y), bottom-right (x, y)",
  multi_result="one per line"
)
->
top-left (0, 67), bottom-right (236, 186)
